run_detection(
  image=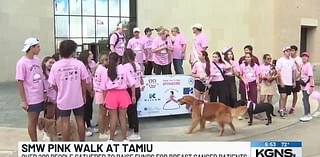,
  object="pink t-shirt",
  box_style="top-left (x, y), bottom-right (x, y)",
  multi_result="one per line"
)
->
top-left (127, 37), bottom-right (145, 64)
top-left (93, 64), bottom-right (107, 92)
top-left (224, 60), bottom-right (239, 76)
top-left (123, 62), bottom-right (142, 88)
top-left (259, 64), bottom-right (271, 79)
top-left (152, 36), bottom-right (173, 65)
top-left (300, 62), bottom-right (313, 91)
top-left (172, 34), bottom-right (187, 59)
top-left (43, 71), bottom-right (57, 103)
top-left (16, 56), bottom-right (44, 105)
top-left (239, 63), bottom-right (260, 83)
top-left (210, 62), bottom-right (225, 82)
top-left (191, 33), bottom-right (208, 63)
top-left (48, 58), bottom-right (89, 110)
top-left (142, 36), bottom-right (154, 61)
top-left (100, 65), bottom-right (136, 90)
top-left (110, 32), bottom-right (126, 56)
top-left (86, 67), bottom-right (93, 89)
top-left (192, 61), bottom-right (208, 80)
